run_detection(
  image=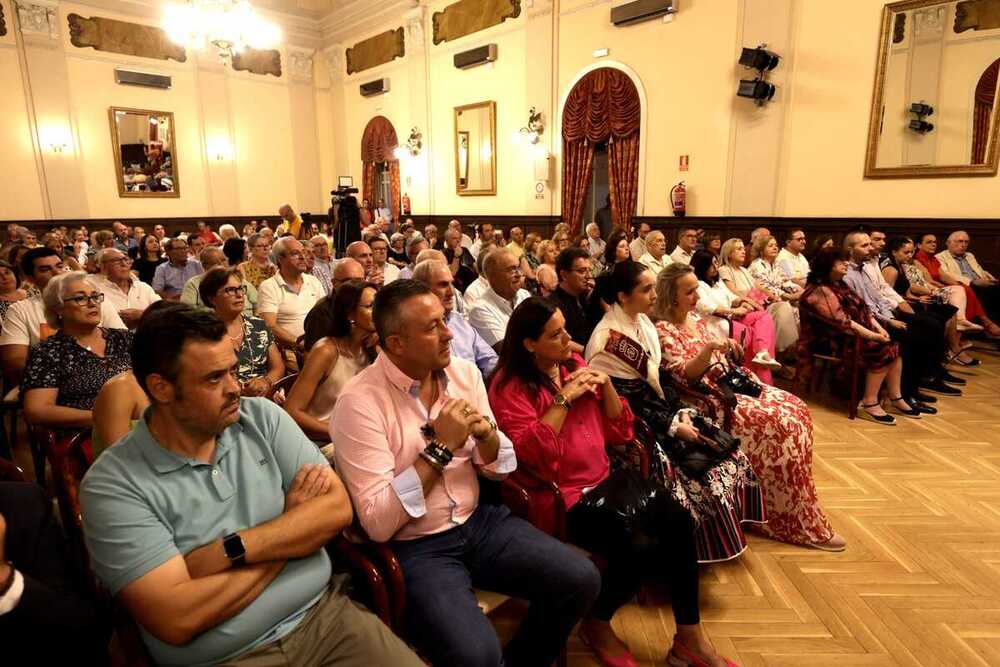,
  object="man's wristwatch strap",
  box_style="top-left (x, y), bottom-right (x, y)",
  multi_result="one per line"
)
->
top-left (223, 533), bottom-right (247, 567)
